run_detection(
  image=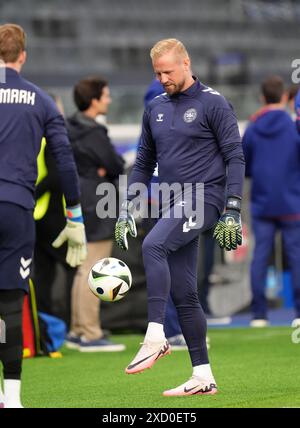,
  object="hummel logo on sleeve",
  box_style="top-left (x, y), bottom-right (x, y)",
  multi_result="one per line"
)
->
top-left (202, 86), bottom-right (220, 96)
top-left (156, 113), bottom-right (164, 122)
